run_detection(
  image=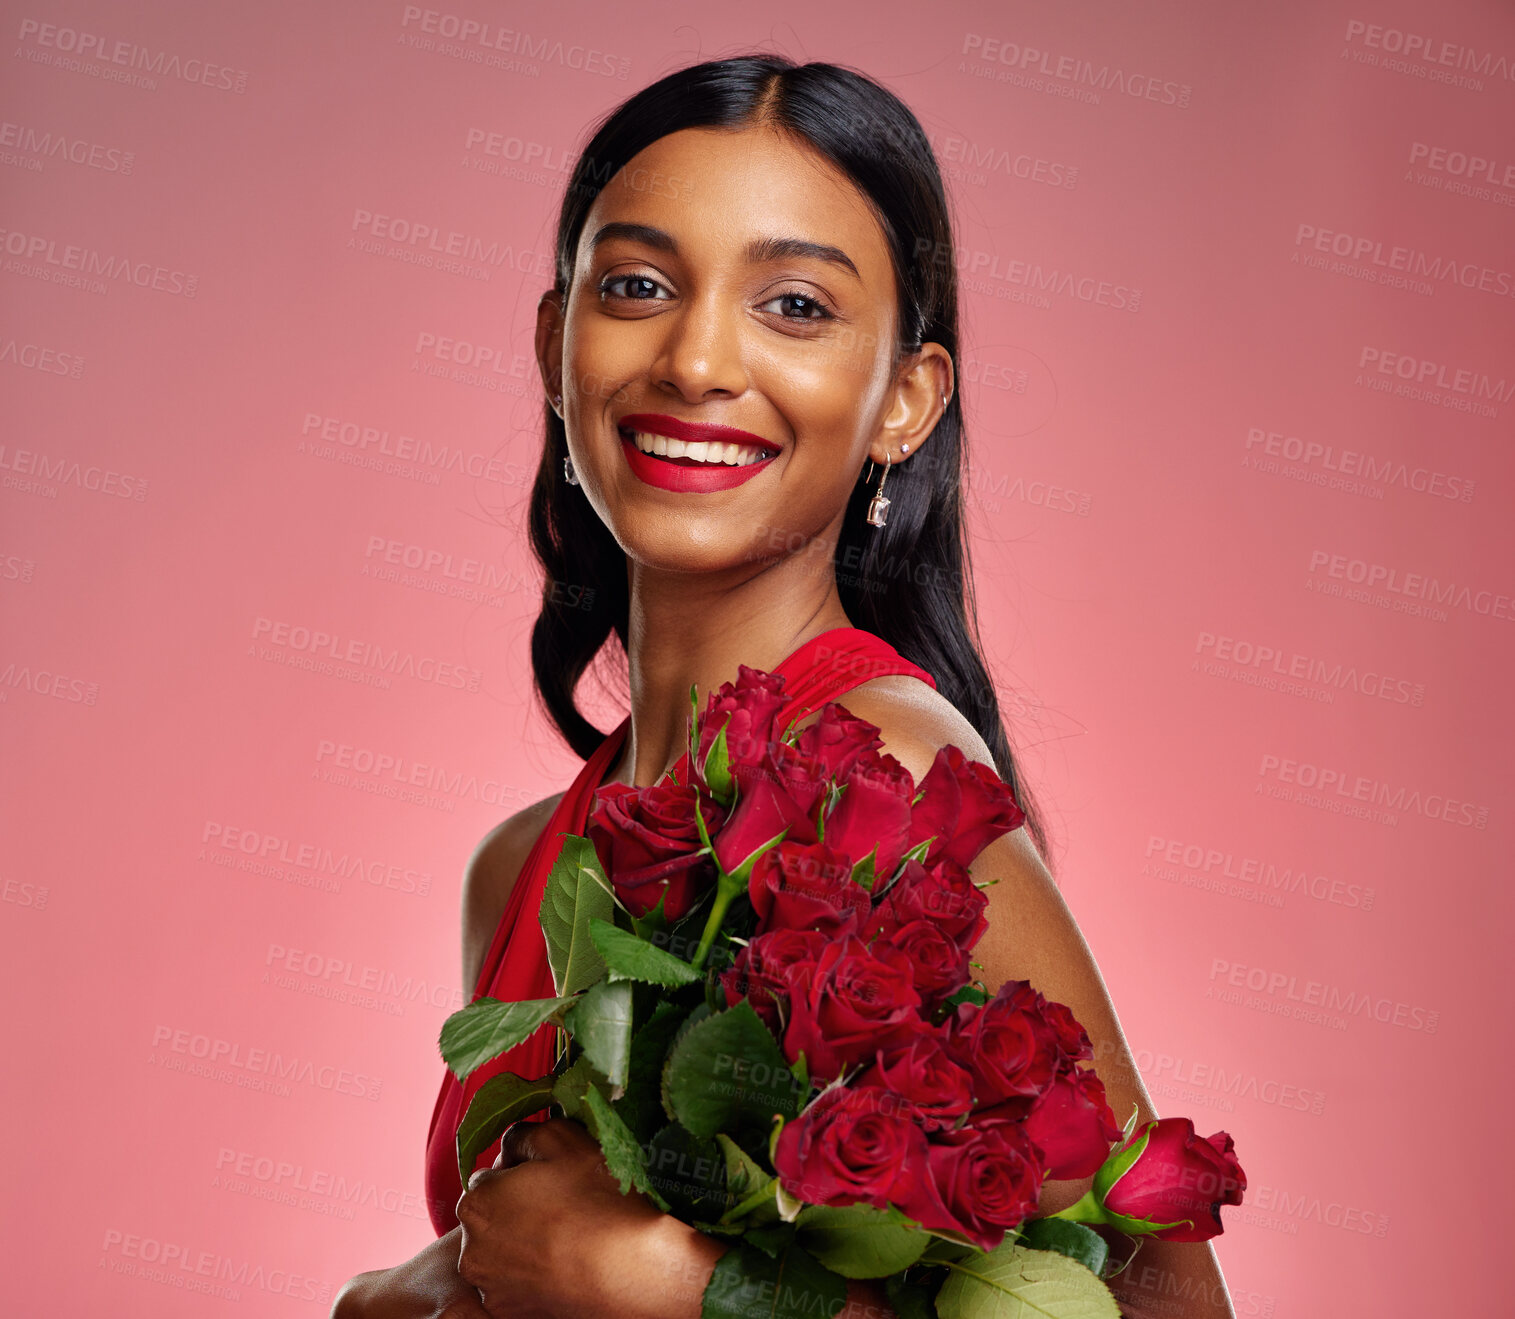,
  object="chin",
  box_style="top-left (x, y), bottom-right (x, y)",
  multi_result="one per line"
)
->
top-left (613, 518), bottom-right (770, 577)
